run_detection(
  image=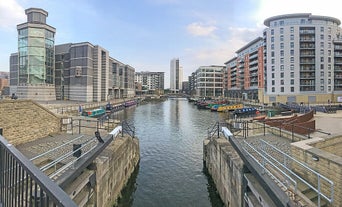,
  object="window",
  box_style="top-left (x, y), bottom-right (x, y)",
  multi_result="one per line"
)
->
top-left (320, 79), bottom-right (324, 84)
top-left (280, 72), bottom-right (284, 78)
top-left (280, 43), bottom-right (284, 49)
top-left (290, 50), bottom-right (294, 56)
top-left (328, 42), bottom-right (331, 48)
top-left (290, 57), bottom-right (294, 63)
top-left (271, 51), bottom-right (275, 57)
top-left (321, 71), bottom-right (324, 76)
top-left (328, 64), bottom-right (331, 70)
top-left (280, 65), bottom-right (284, 71)
top-left (328, 72), bottom-right (331, 77)
top-left (280, 28), bottom-right (284, 34)
top-left (320, 27), bottom-right (324, 32)
top-left (328, 35), bottom-right (331, 41)
top-left (272, 73), bottom-right (275, 78)
top-left (291, 72), bottom-right (294, 78)
top-left (320, 86), bottom-right (324, 91)
top-left (328, 86), bottom-right (331, 91)
top-left (280, 58), bottom-right (284, 64)
top-left (328, 50), bottom-right (331, 56)
top-left (271, 59), bottom-right (275, 64)
top-left (271, 29), bottom-right (274, 35)
top-left (290, 34), bottom-right (294, 40)
top-left (271, 44), bottom-right (274, 50)
top-left (321, 64), bottom-right (324, 70)
top-left (290, 65), bottom-right (294, 70)
top-left (321, 57), bottom-right (324, 62)
top-left (280, 35), bottom-right (284, 41)
top-left (301, 19), bottom-right (305, 24)
top-left (272, 65), bottom-right (275, 71)
top-left (328, 57), bottom-right (331, 63)
top-left (272, 80), bottom-right (275, 85)
top-left (271, 37), bottom-right (274, 42)
top-left (320, 42), bottom-right (324, 48)
top-left (280, 21), bottom-right (284, 26)
top-left (291, 87), bottom-right (294, 92)
top-left (272, 87), bottom-right (275, 92)
top-left (290, 27), bottom-right (294, 33)
top-left (320, 49), bottom-right (324, 55)
top-left (320, 34), bottom-right (324, 40)
top-left (328, 27), bottom-right (331, 34)
top-left (290, 42), bottom-right (294, 48)
top-left (328, 79), bottom-right (331, 84)
top-left (280, 50), bottom-right (284, 56)
top-left (281, 87), bottom-right (284, 92)
top-left (290, 79), bottom-right (294, 85)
